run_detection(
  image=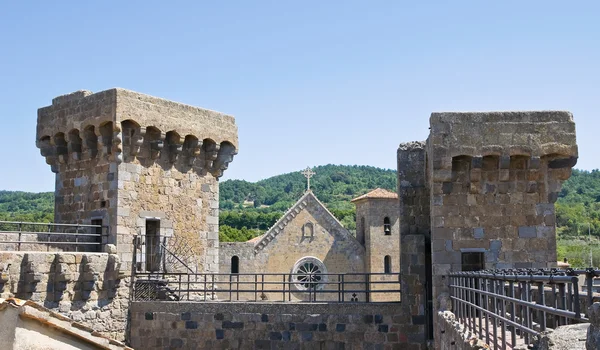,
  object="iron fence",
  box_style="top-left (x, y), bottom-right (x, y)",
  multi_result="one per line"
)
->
top-left (0, 221), bottom-right (107, 252)
top-left (132, 272), bottom-right (401, 303)
top-left (449, 268), bottom-right (600, 350)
